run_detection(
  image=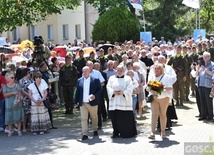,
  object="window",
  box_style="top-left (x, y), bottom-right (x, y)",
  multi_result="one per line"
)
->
top-left (47, 25), bottom-right (54, 41)
top-left (12, 27), bottom-right (20, 42)
top-left (75, 24), bottom-right (81, 39)
top-left (31, 25), bottom-right (38, 40)
top-left (63, 24), bottom-right (69, 40)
